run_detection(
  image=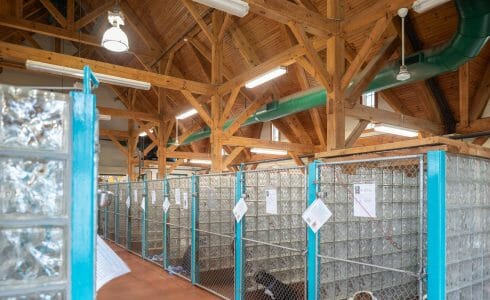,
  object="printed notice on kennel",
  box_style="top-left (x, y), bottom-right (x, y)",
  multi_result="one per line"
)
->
top-left (353, 183), bottom-right (376, 218)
